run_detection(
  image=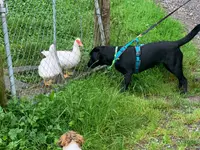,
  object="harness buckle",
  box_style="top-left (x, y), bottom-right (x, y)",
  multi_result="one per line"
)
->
top-left (136, 51), bottom-right (141, 56)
